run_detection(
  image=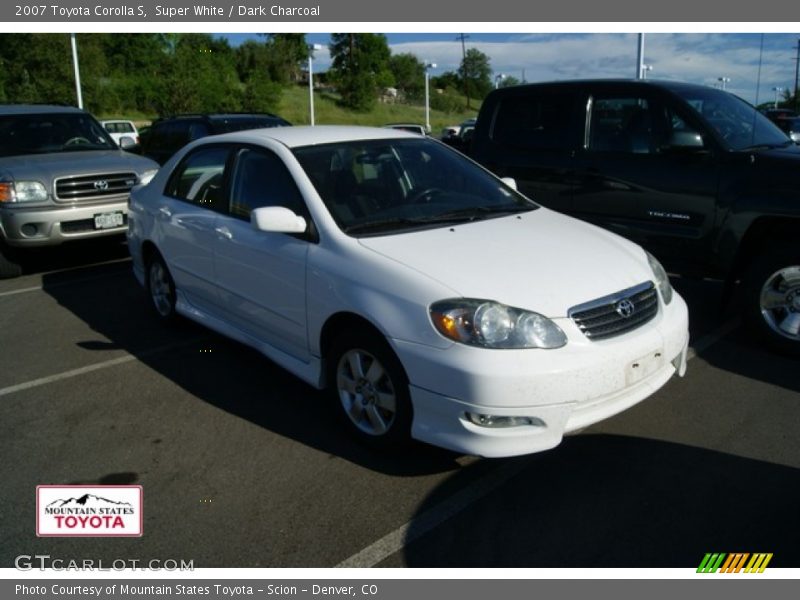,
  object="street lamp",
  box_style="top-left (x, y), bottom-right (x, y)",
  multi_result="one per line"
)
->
top-left (424, 61), bottom-right (436, 134)
top-left (307, 44), bottom-right (323, 126)
top-left (641, 64), bottom-right (653, 80)
top-left (718, 77), bottom-right (731, 91)
top-left (70, 33), bottom-right (83, 109)
top-left (495, 73), bottom-right (506, 89)
top-left (773, 86), bottom-right (784, 109)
